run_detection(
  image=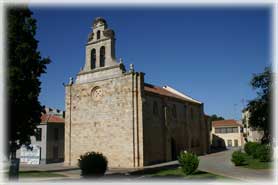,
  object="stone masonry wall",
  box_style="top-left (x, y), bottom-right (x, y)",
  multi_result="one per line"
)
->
top-left (64, 73), bottom-right (143, 168)
top-left (142, 93), bottom-right (208, 165)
